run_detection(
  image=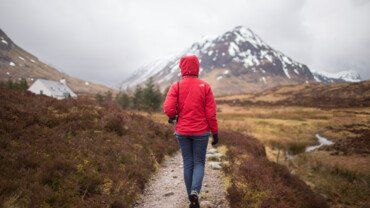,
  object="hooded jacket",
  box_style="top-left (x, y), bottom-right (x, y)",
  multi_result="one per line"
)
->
top-left (163, 54), bottom-right (218, 135)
